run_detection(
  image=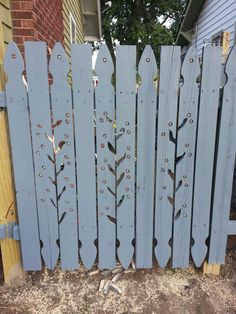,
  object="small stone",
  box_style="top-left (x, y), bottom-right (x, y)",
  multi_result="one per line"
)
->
top-left (99, 279), bottom-right (105, 292)
top-left (101, 270), bottom-right (111, 276)
top-left (103, 280), bottom-right (111, 295)
top-left (112, 272), bottom-right (123, 282)
top-left (109, 283), bottom-right (122, 294)
top-left (87, 270), bottom-right (100, 276)
top-left (124, 269), bottom-right (136, 274)
top-left (131, 260), bottom-right (136, 269)
top-left (112, 266), bottom-right (123, 274)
